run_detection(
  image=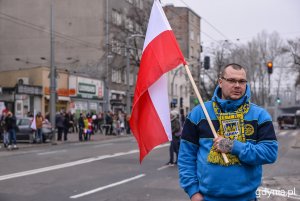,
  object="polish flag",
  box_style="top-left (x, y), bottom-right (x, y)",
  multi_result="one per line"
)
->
top-left (130, 0), bottom-right (186, 162)
top-left (30, 110), bottom-right (37, 130)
